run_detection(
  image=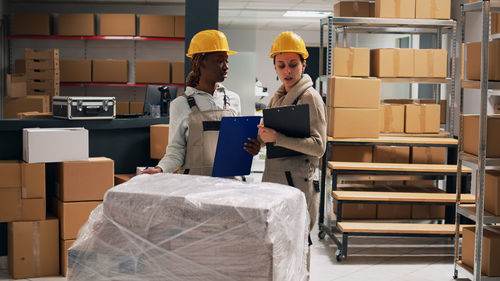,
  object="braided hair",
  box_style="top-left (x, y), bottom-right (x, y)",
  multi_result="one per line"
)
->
top-left (186, 53), bottom-right (205, 87)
